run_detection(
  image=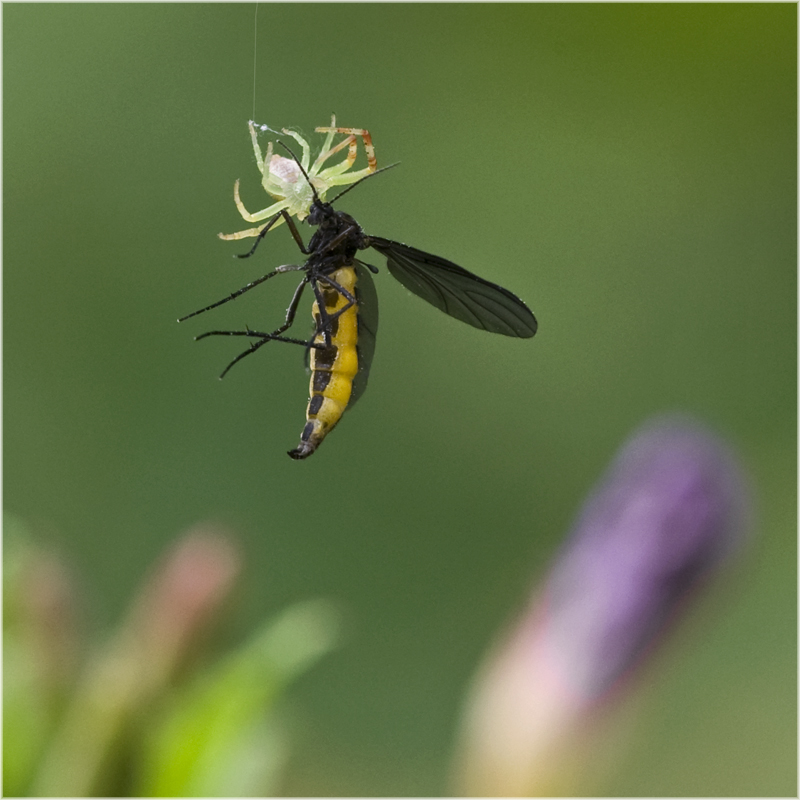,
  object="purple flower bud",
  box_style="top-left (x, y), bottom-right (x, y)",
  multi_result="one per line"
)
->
top-left (544, 415), bottom-right (750, 701)
top-left (454, 416), bottom-right (751, 796)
